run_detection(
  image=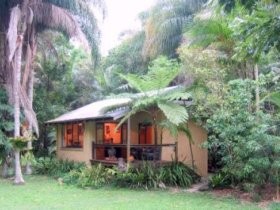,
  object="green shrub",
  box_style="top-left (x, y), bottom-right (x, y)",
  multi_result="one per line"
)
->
top-left (63, 164), bottom-right (116, 188)
top-left (206, 79), bottom-right (280, 189)
top-left (160, 162), bottom-right (199, 187)
top-left (209, 173), bottom-right (231, 189)
top-left (113, 162), bottom-right (161, 189)
top-left (242, 182), bottom-right (256, 193)
top-left (33, 157), bottom-right (85, 178)
top-left (34, 158), bottom-right (199, 190)
top-left (269, 202), bottom-right (280, 210)
top-left (113, 161), bottom-right (199, 189)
